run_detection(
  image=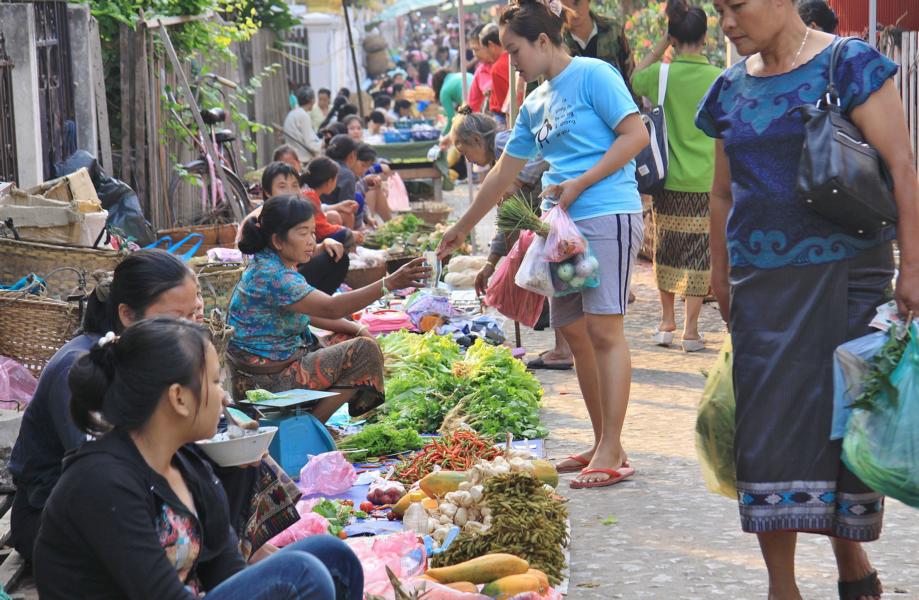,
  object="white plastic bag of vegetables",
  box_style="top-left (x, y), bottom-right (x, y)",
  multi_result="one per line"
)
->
top-left (842, 323), bottom-right (919, 508)
top-left (514, 235), bottom-right (555, 297)
top-left (695, 337), bottom-right (736, 499)
top-left (548, 244), bottom-right (600, 297)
